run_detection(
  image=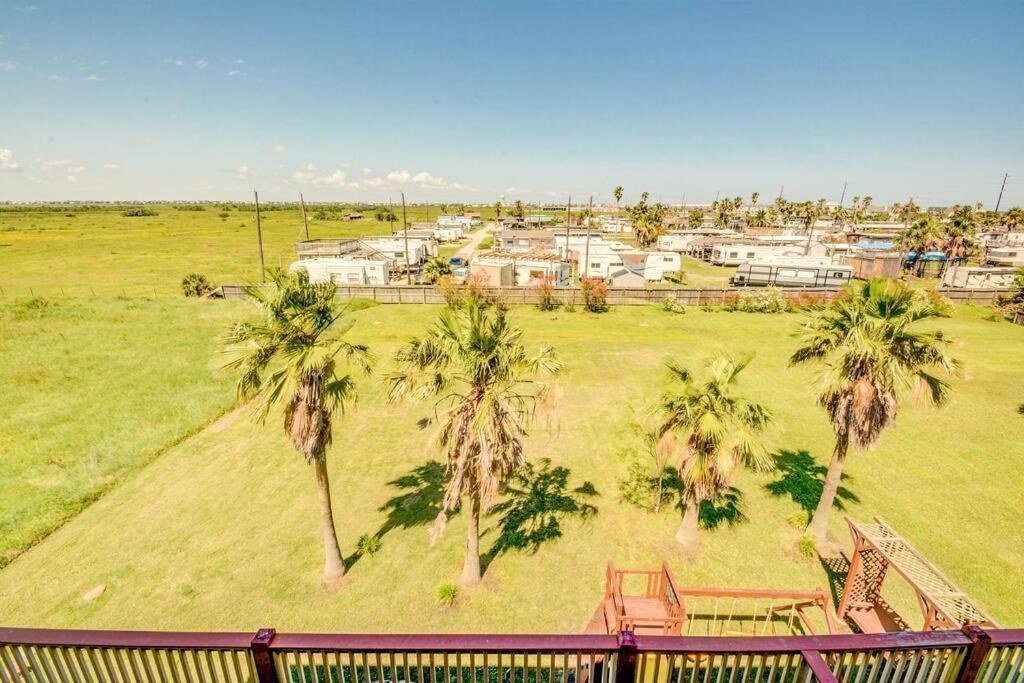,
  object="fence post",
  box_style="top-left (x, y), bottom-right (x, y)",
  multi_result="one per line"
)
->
top-left (615, 631), bottom-right (638, 683)
top-left (250, 628), bottom-right (279, 683)
top-left (955, 625), bottom-right (992, 683)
